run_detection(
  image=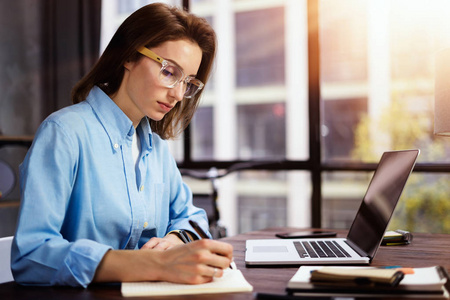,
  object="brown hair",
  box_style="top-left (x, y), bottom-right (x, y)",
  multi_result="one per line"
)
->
top-left (71, 3), bottom-right (216, 139)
